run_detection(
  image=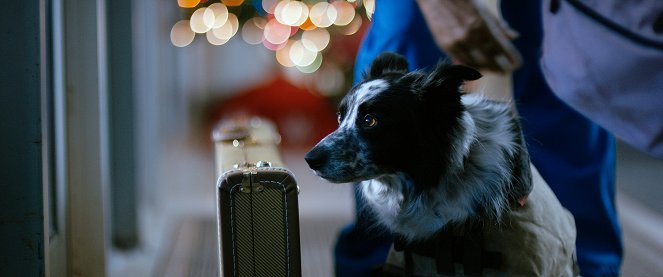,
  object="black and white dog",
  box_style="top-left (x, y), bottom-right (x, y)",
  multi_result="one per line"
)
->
top-left (305, 52), bottom-right (578, 276)
top-left (305, 52), bottom-right (531, 240)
